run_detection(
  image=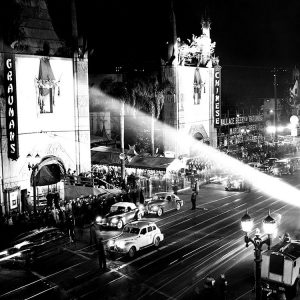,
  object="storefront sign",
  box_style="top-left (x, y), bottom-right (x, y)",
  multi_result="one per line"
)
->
top-left (221, 114), bottom-right (263, 126)
top-left (230, 124), bottom-right (261, 134)
top-left (4, 53), bottom-right (19, 160)
top-left (214, 66), bottom-right (221, 127)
